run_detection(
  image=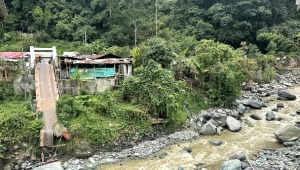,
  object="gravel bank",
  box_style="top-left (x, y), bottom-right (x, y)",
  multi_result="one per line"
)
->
top-left (63, 130), bottom-right (199, 170)
top-left (252, 140), bottom-right (300, 170)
